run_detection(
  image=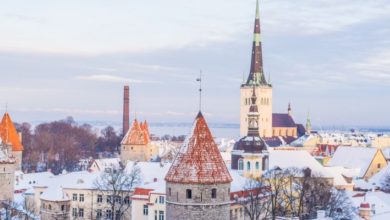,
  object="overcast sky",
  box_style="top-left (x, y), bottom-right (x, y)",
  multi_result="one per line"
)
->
top-left (0, 0), bottom-right (390, 127)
